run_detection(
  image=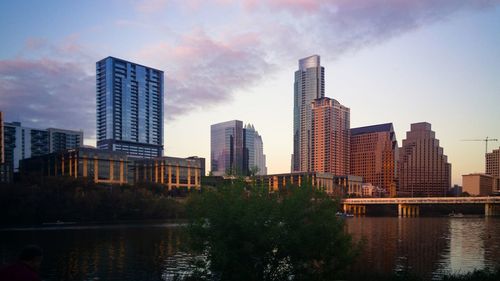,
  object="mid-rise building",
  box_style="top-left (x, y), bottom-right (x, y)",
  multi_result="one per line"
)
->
top-left (211, 120), bottom-right (244, 176)
top-left (486, 148), bottom-right (500, 178)
top-left (254, 172), bottom-right (362, 197)
top-left (0, 111), bottom-right (3, 164)
top-left (2, 121), bottom-right (82, 173)
top-left (96, 57), bottom-right (164, 158)
top-left (350, 123), bottom-right (398, 196)
top-left (462, 173), bottom-right (498, 196)
top-left (292, 55), bottom-right (325, 172)
top-left (187, 156), bottom-right (206, 177)
top-left (48, 128), bottom-right (83, 153)
top-left (0, 111), bottom-right (8, 183)
top-left (311, 97), bottom-right (350, 175)
top-left (398, 122), bottom-right (451, 197)
top-left (20, 148), bottom-right (203, 189)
